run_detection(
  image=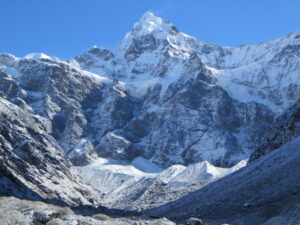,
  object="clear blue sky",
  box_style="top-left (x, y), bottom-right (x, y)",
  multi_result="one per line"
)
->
top-left (1, 0), bottom-right (299, 60)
